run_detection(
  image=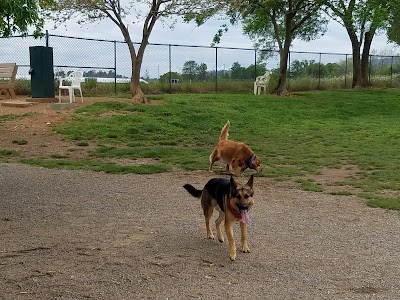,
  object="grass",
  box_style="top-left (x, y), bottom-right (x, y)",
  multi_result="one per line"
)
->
top-left (12, 140), bottom-right (28, 145)
top-left (296, 179), bottom-right (324, 192)
top-left (0, 149), bottom-right (18, 157)
top-left (21, 158), bottom-right (171, 174)
top-left (4, 88), bottom-right (400, 210)
top-left (0, 112), bottom-right (36, 123)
